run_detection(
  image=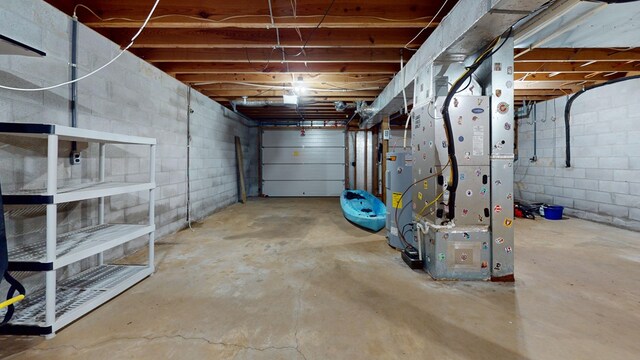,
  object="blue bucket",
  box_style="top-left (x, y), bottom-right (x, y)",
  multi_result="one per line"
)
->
top-left (544, 205), bottom-right (564, 220)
